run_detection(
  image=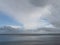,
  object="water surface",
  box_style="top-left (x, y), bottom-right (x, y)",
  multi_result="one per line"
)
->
top-left (0, 35), bottom-right (60, 45)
